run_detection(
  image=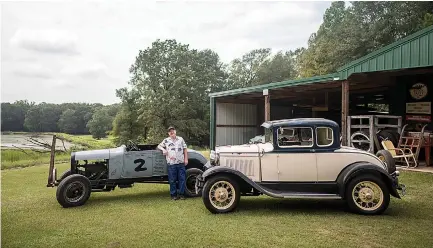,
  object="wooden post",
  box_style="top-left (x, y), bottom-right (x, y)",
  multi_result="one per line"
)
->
top-left (47, 135), bottom-right (57, 186)
top-left (265, 95), bottom-right (270, 122)
top-left (341, 81), bottom-right (349, 146)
